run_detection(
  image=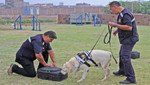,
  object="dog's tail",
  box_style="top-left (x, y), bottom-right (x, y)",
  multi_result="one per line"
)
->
top-left (109, 52), bottom-right (112, 66)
